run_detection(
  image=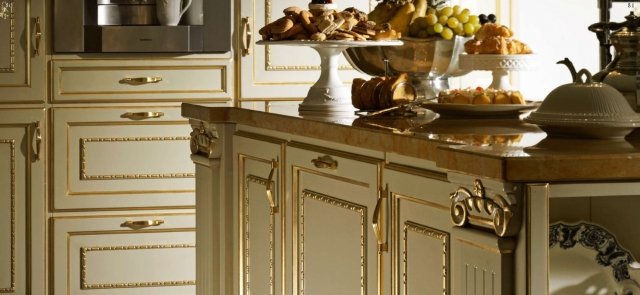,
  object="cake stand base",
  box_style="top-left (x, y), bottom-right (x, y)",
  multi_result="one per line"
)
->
top-left (298, 84), bottom-right (356, 118)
